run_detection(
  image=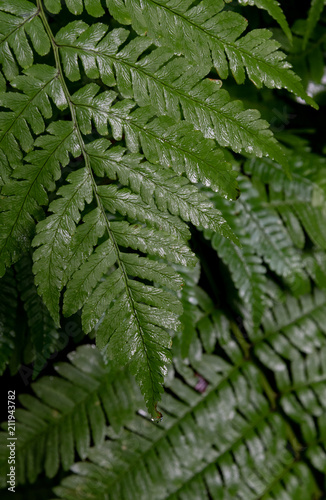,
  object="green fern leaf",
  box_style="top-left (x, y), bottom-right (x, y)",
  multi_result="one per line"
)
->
top-left (245, 154), bottom-right (326, 250)
top-left (237, 0), bottom-right (292, 42)
top-left (108, 221), bottom-right (197, 265)
top-left (72, 83), bottom-right (239, 199)
top-left (237, 177), bottom-right (304, 278)
top-left (84, 138), bottom-right (237, 241)
top-left (15, 255), bottom-right (60, 375)
top-left (0, 268), bottom-right (17, 374)
top-left (304, 250), bottom-right (326, 289)
top-left (206, 174), bottom-right (307, 298)
top-left (253, 290), bottom-right (326, 366)
top-left (106, 0), bottom-right (315, 107)
top-left (244, 154), bottom-right (326, 207)
top-left (55, 22), bottom-right (289, 165)
top-left (209, 231), bottom-right (269, 329)
top-left (0, 345), bottom-right (143, 485)
top-left (0, 0), bottom-right (50, 80)
top-left (272, 199), bottom-right (326, 250)
top-left (97, 185), bottom-right (192, 241)
top-left (0, 65), bottom-right (67, 168)
top-left (62, 239), bottom-right (118, 319)
top-left (45, 0), bottom-right (105, 16)
top-left (32, 160), bottom-right (196, 414)
top-left (303, 0), bottom-right (325, 48)
top-left (60, 207), bottom-right (107, 284)
top-left (1, 0), bottom-right (323, 460)
top-left (175, 276), bottom-right (232, 359)
top-left (27, 5), bottom-right (207, 414)
top-left (32, 166), bottom-right (93, 325)
top-left (0, 121), bottom-right (79, 277)
top-left (278, 347), bottom-right (326, 474)
top-left (52, 349), bottom-right (319, 500)
top-left (246, 290), bottom-right (326, 476)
